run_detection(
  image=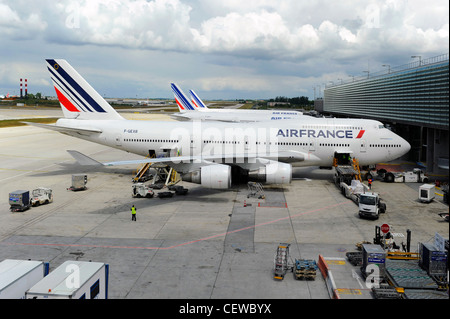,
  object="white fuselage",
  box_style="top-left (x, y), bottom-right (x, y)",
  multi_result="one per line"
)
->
top-left (173, 109), bottom-right (303, 122)
top-left (56, 117), bottom-right (410, 168)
